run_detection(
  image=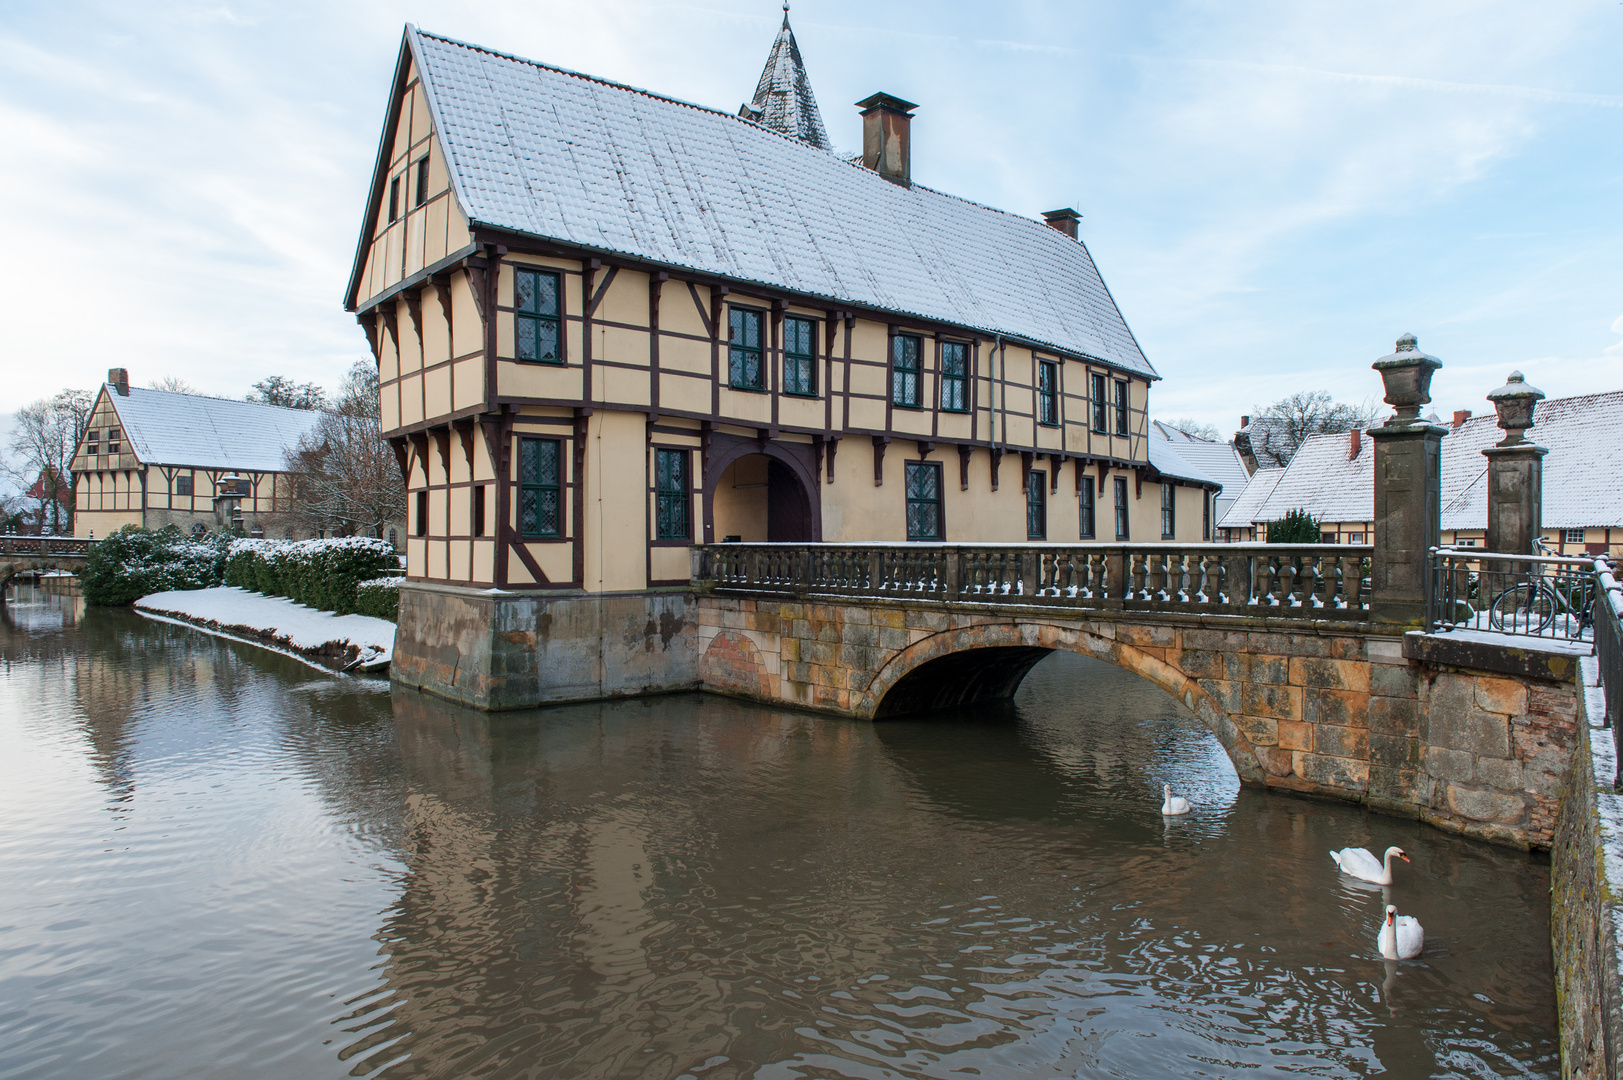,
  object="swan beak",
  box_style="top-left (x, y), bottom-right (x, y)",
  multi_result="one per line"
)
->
top-left (1397, 853), bottom-right (1410, 863)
